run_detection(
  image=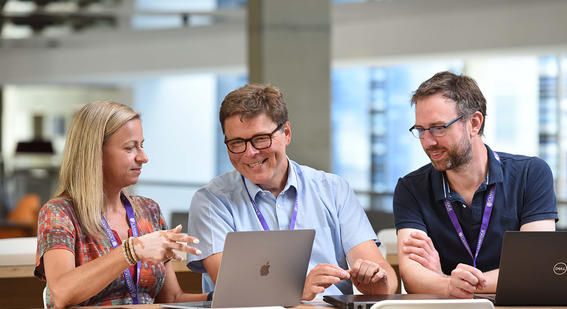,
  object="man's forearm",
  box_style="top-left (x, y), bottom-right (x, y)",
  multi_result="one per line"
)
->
top-left (400, 261), bottom-right (450, 295)
top-left (476, 269), bottom-right (498, 294)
